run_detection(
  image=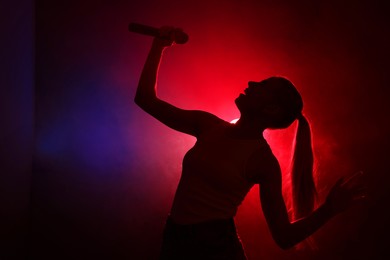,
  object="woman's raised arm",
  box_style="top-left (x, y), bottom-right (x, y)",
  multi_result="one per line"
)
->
top-left (134, 27), bottom-right (218, 137)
